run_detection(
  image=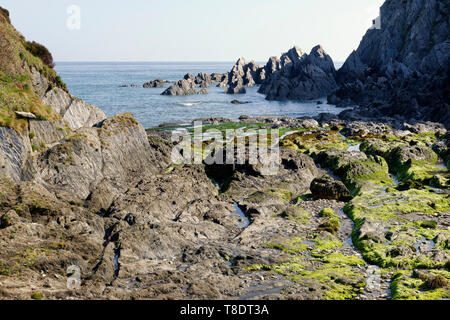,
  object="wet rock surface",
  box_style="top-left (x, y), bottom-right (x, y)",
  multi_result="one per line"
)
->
top-left (1, 115), bottom-right (448, 300)
top-left (0, 2), bottom-right (449, 300)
